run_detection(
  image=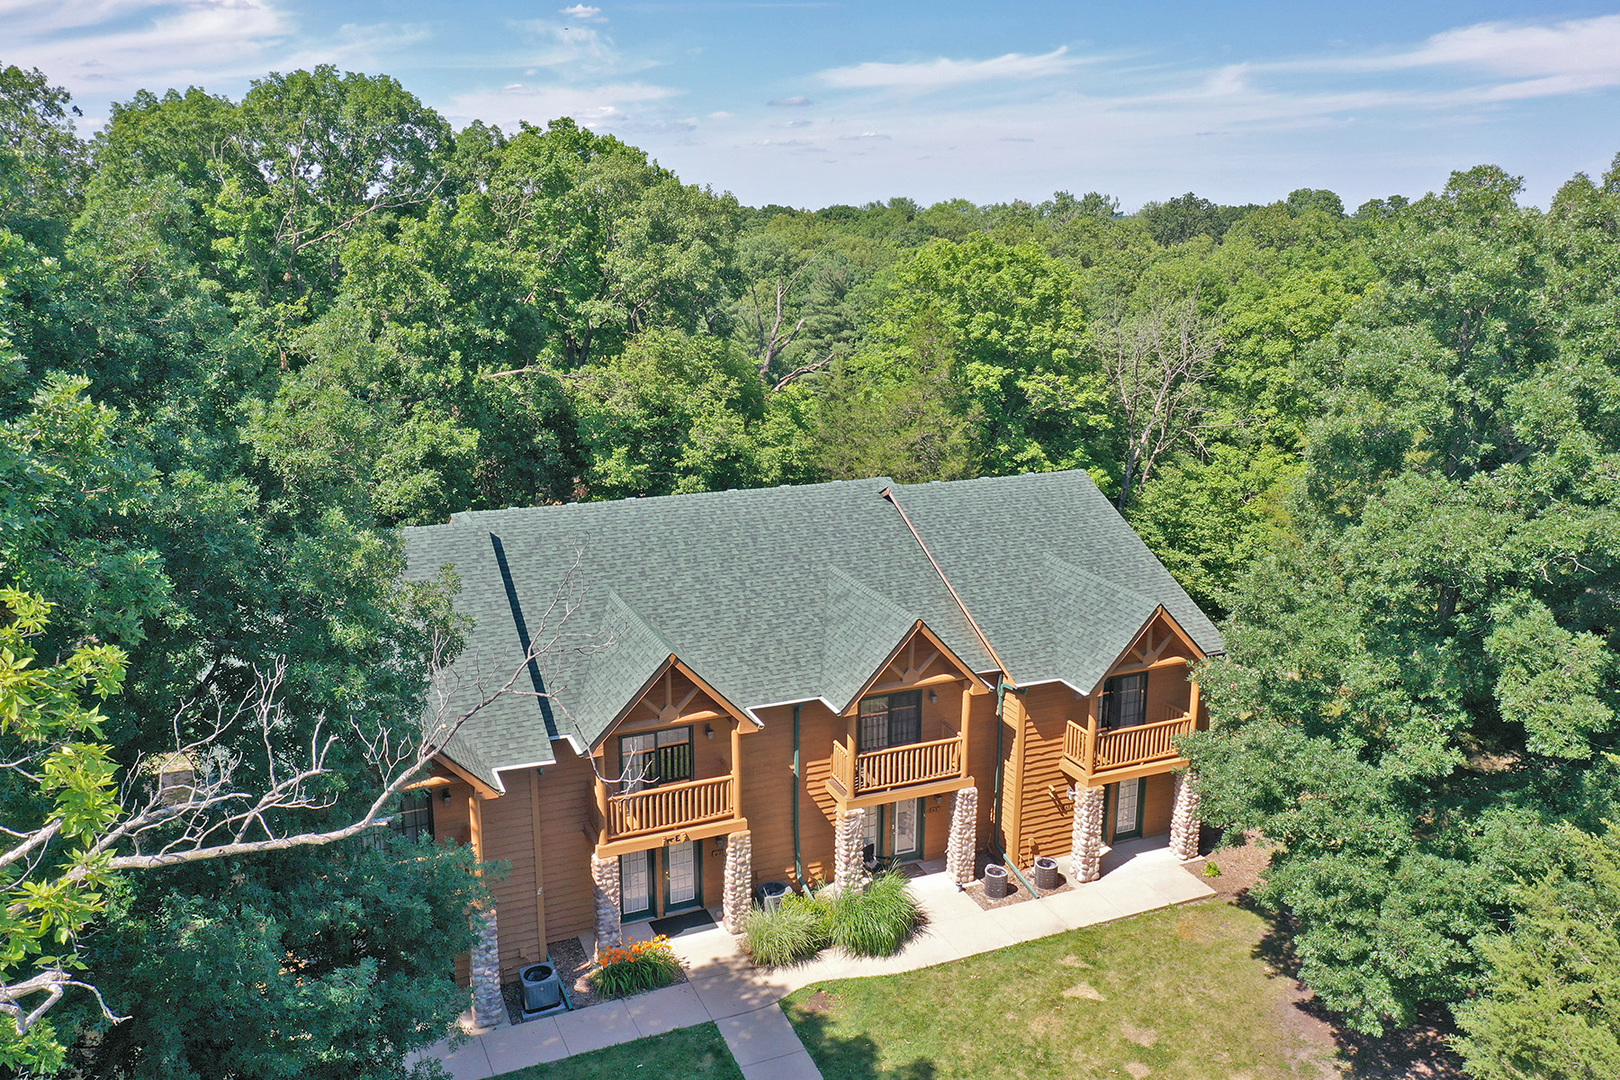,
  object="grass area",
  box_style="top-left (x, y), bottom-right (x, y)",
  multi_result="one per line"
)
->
top-left (488, 1022), bottom-right (743, 1080)
top-left (782, 900), bottom-right (1338, 1080)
